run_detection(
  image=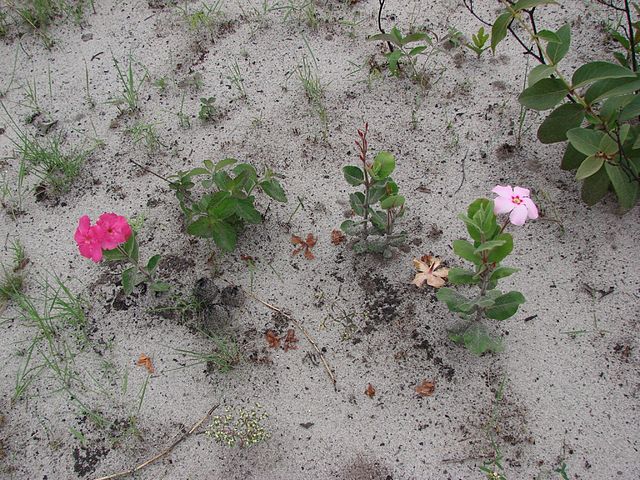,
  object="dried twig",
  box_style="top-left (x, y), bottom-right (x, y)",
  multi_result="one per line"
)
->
top-left (93, 404), bottom-right (219, 480)
top-left (231, 282), bottom-right (337, 391)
